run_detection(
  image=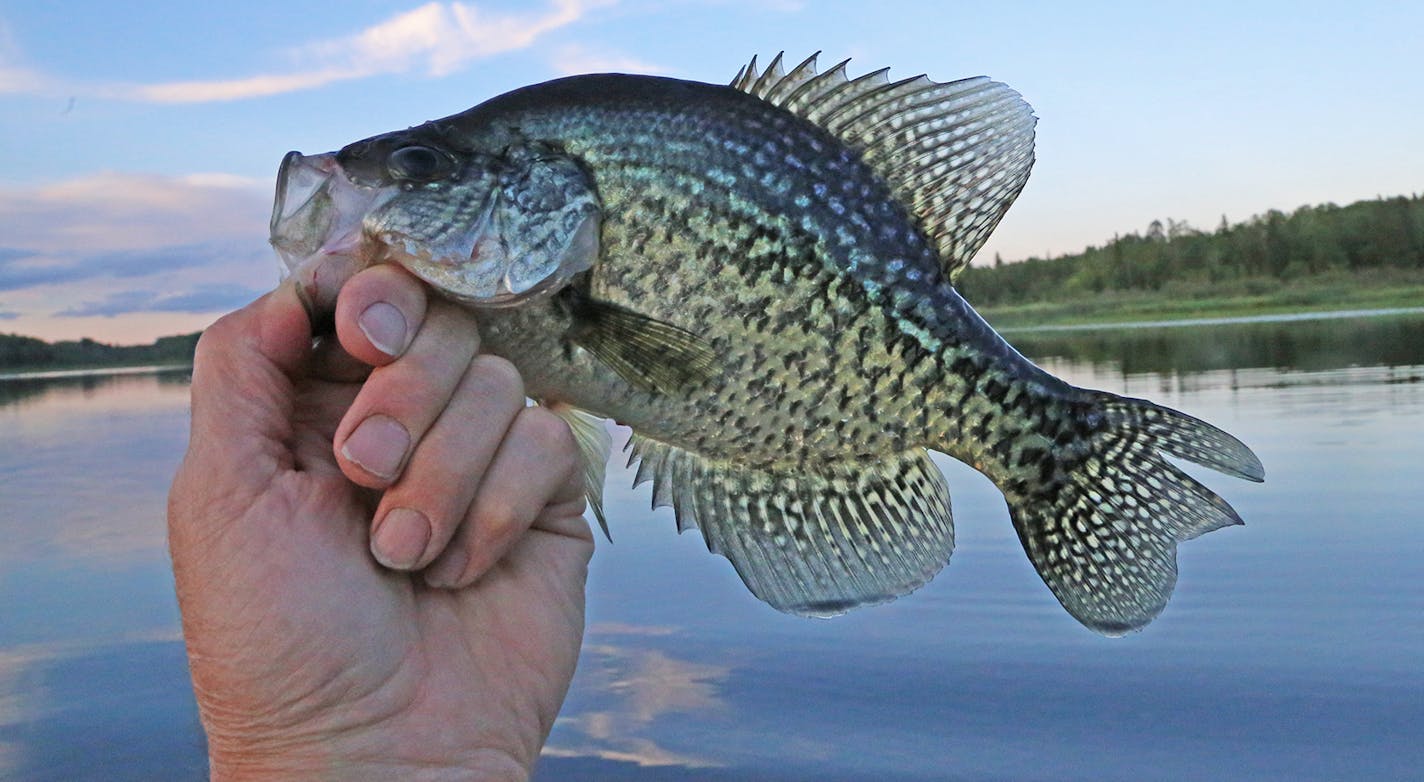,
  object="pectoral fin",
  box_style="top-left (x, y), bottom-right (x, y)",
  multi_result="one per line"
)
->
top-left (562, 289), bottom-right (718, 396)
